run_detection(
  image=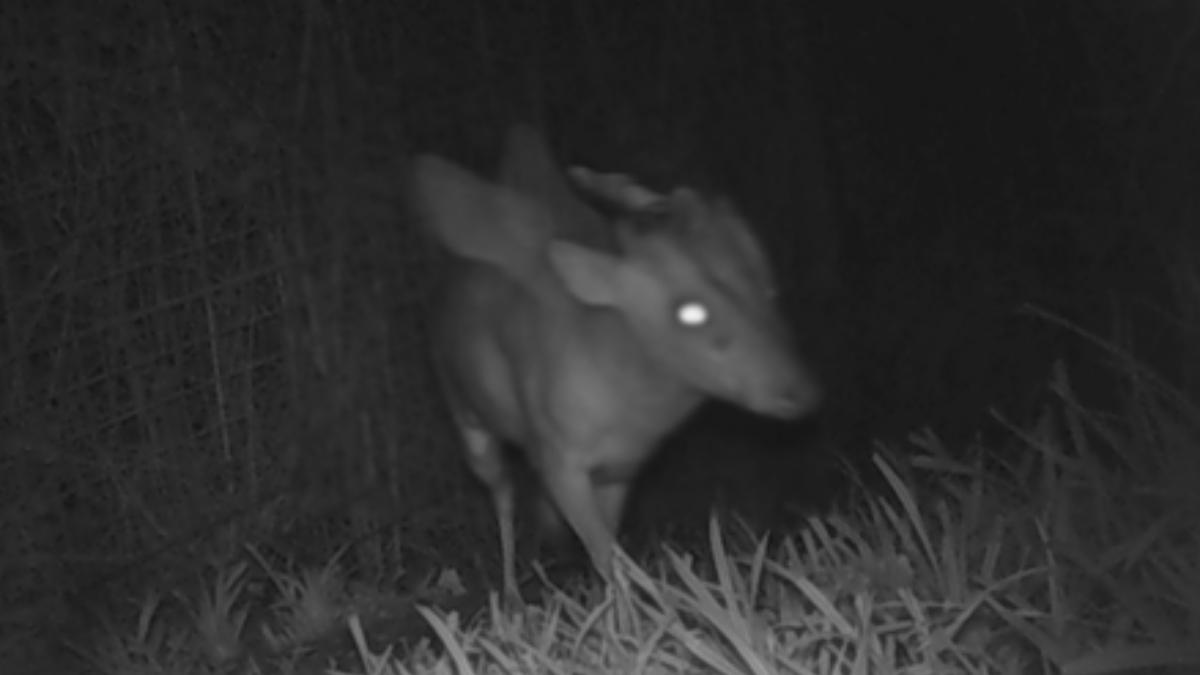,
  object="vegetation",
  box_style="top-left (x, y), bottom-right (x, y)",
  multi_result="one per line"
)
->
top-left (70, 358), bottom-right (1200, 673)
